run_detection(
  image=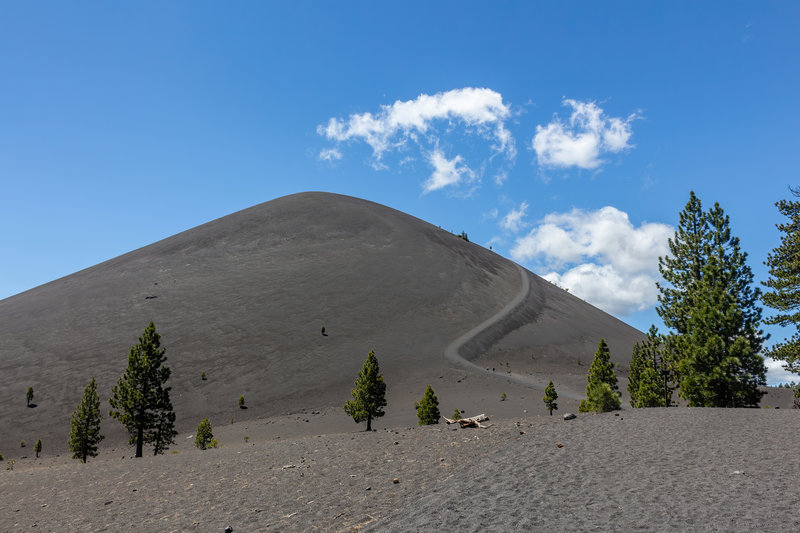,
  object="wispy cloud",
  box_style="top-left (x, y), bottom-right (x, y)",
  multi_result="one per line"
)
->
top-left (532, 99), bottom-right (637, 170)
top-left (500, 201), bottom-right (529, 233)
top-left (318, 148), bottom-right (342, 162)
top-left (318, 87), bottom-right (515, 192)
top-left (511, 206), bottom-right (672, 315)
